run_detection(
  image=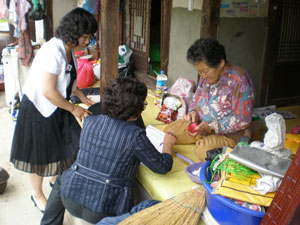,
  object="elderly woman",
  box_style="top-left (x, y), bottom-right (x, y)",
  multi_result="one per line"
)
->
top-left (41, 77), bottom-right (176, 225)
top-left (165, 38), bottom-right (255, 161)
